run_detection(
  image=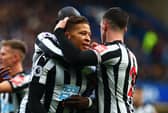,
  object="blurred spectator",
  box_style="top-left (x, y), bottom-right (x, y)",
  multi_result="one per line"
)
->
top-left (0, 40), bottom-right (30, 113)
top-left (133, 86), bottom-right (158, 113)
